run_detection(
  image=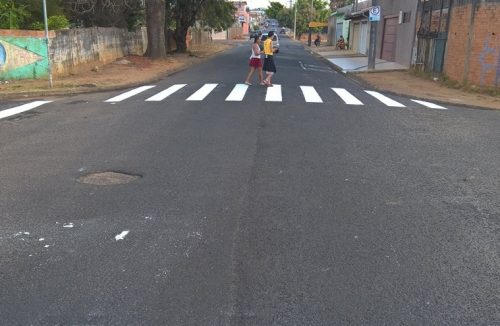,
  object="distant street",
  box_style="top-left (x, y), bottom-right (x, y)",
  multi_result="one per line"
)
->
top-left (1, 37), bottom-right (499, 325)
